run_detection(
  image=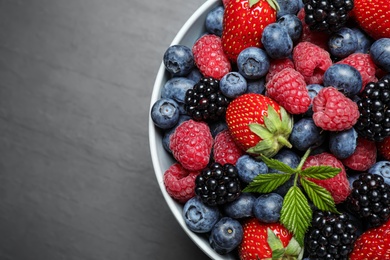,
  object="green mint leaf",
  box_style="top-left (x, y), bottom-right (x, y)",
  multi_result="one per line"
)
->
top-left (243, 173), bottom-right (292, 193)
top-left (259, 154), bottom-right (296, 174)
top-left (300, 165), bottom-right (341, 180)
top-left (300, 177), bottom-right (339, 213)
top-left (280, 186), bottom-right (312, 246)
